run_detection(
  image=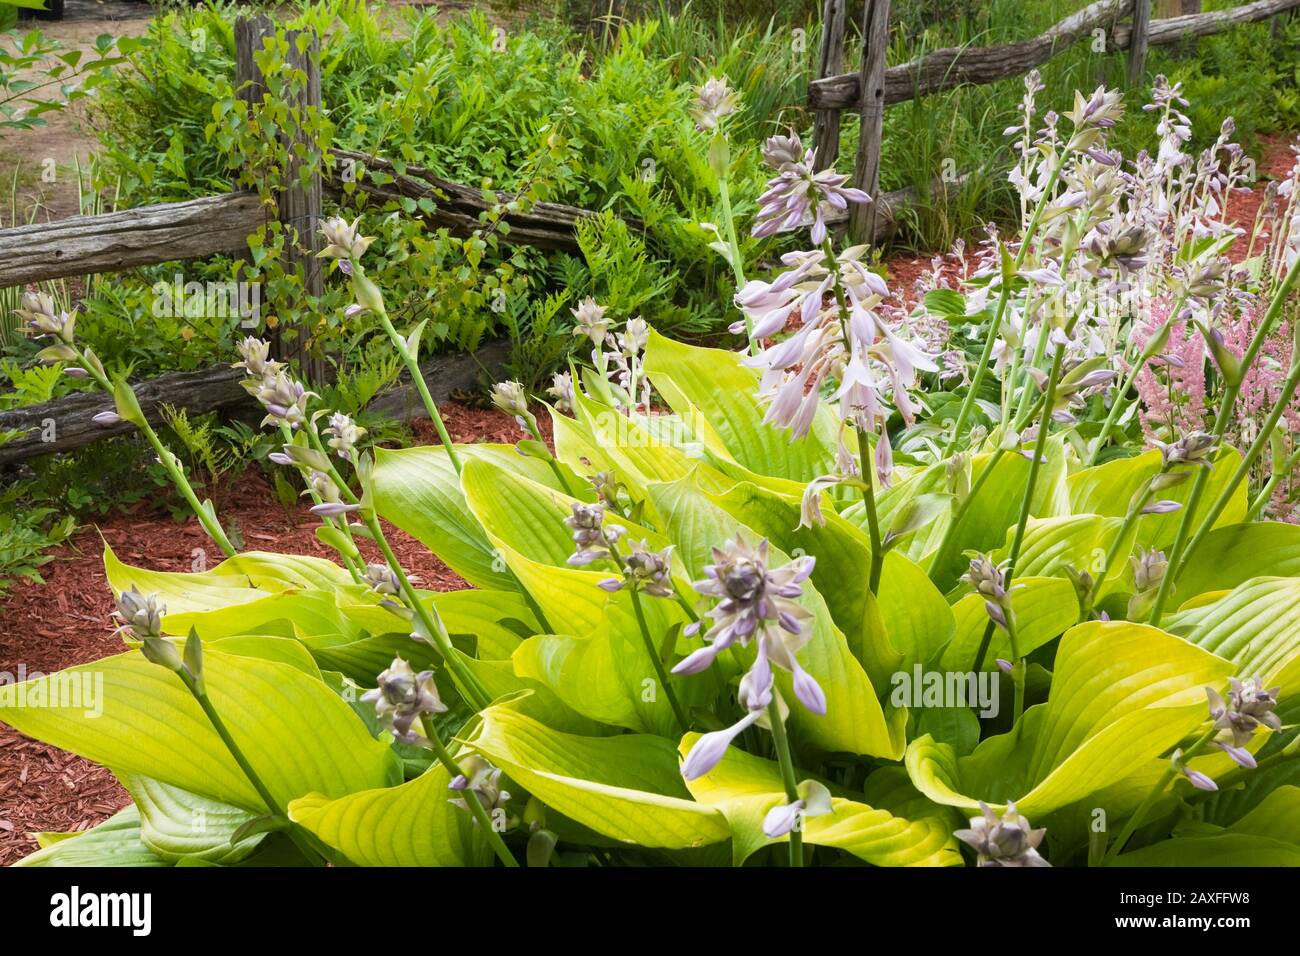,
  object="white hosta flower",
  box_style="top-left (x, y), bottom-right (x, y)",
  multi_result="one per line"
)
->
top-left (692, 76), bottom-right (739, 132)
